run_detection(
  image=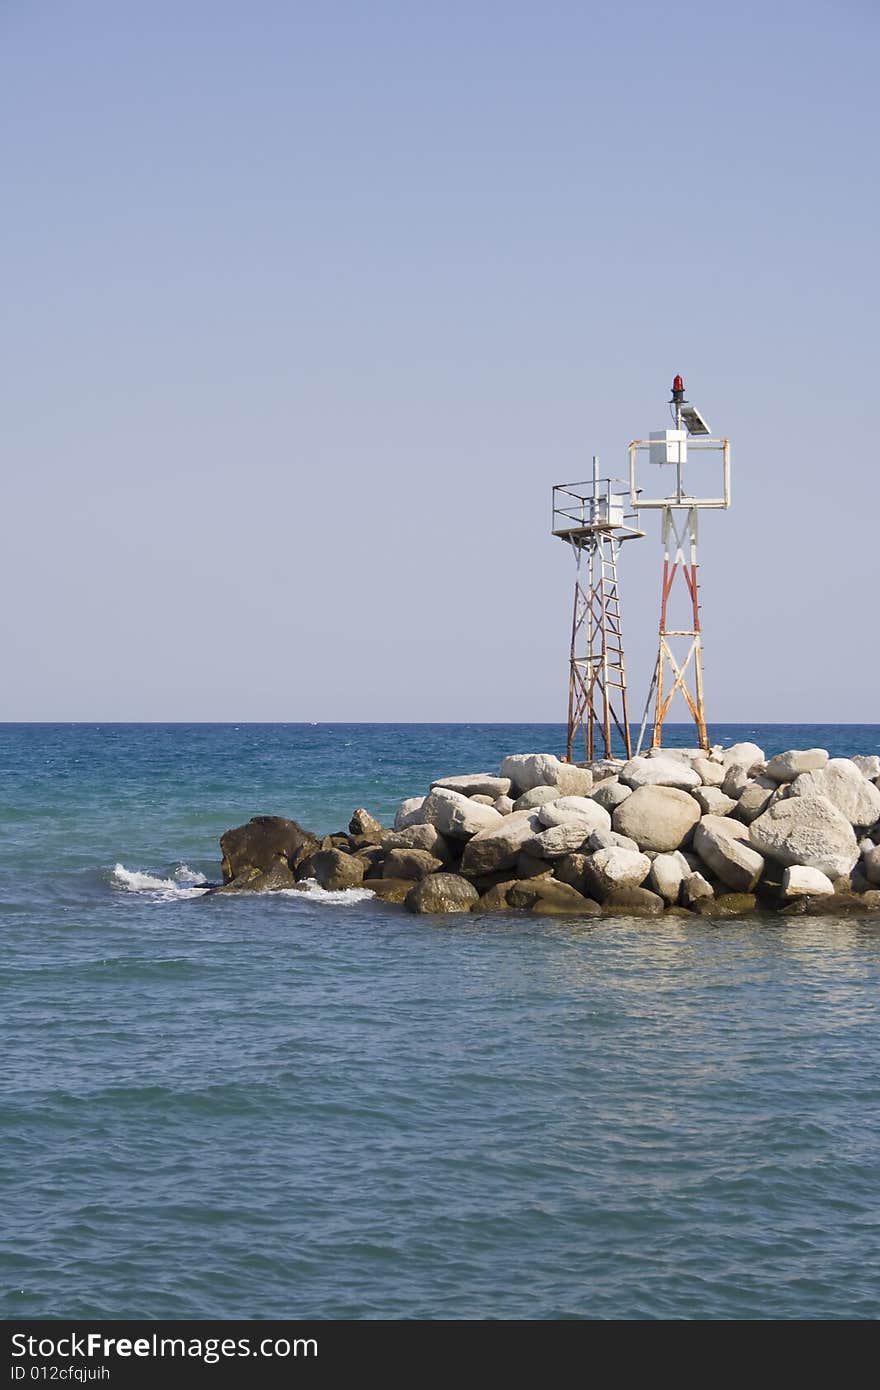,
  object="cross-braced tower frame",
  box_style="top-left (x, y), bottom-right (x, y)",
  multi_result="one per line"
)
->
top-left (631, 377), bottom-right (731, 754)
top-left (553, 462), bottom-right (643, 762)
